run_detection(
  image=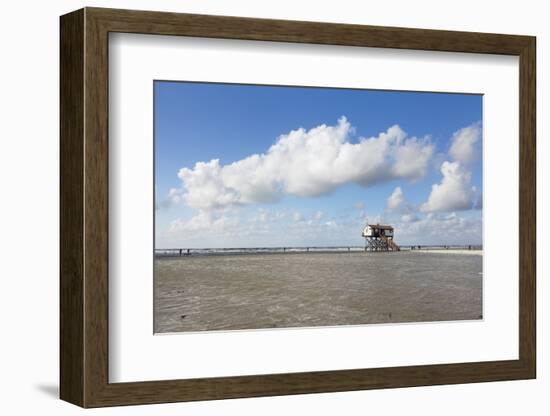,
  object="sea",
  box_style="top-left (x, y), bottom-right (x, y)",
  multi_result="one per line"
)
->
top-left (154, 251), bottom-right (482, 333)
